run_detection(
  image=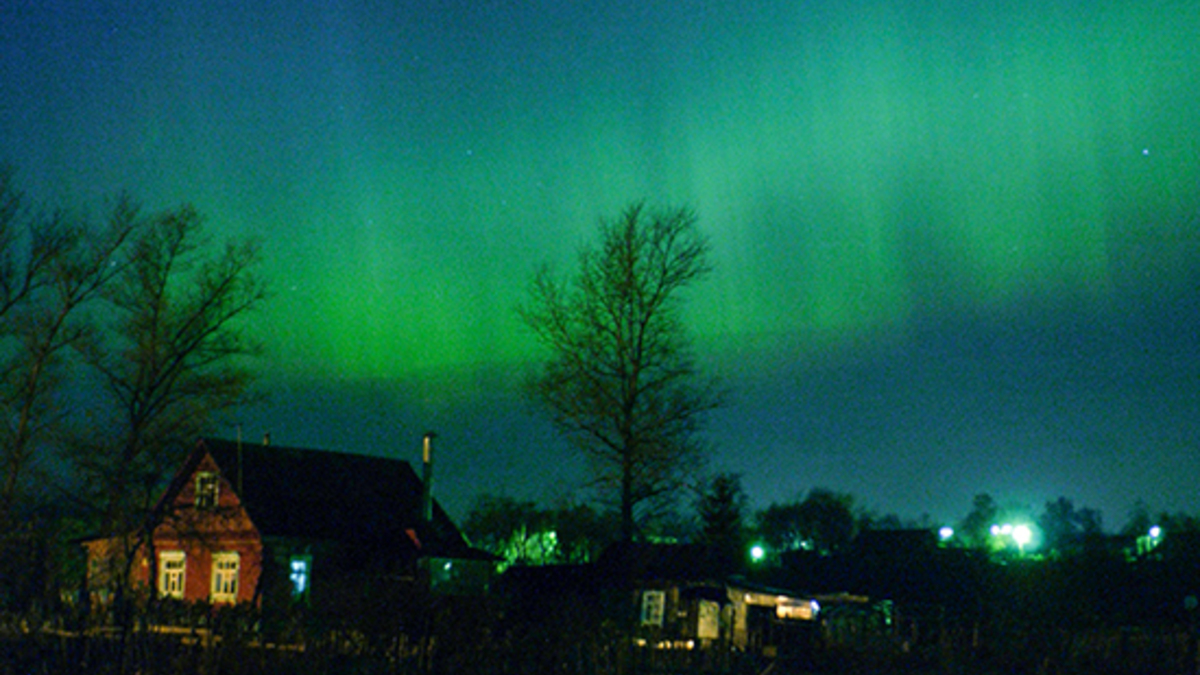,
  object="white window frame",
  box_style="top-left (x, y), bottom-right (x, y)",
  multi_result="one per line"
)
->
top-left (195, 471), bottom-right (219, 509)
top-left (640, 589), bottom-right (666, 626)
top-left (210, 552), bottom-right (240, 603)
top-left (158, 551), bottom-right (186, 599)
